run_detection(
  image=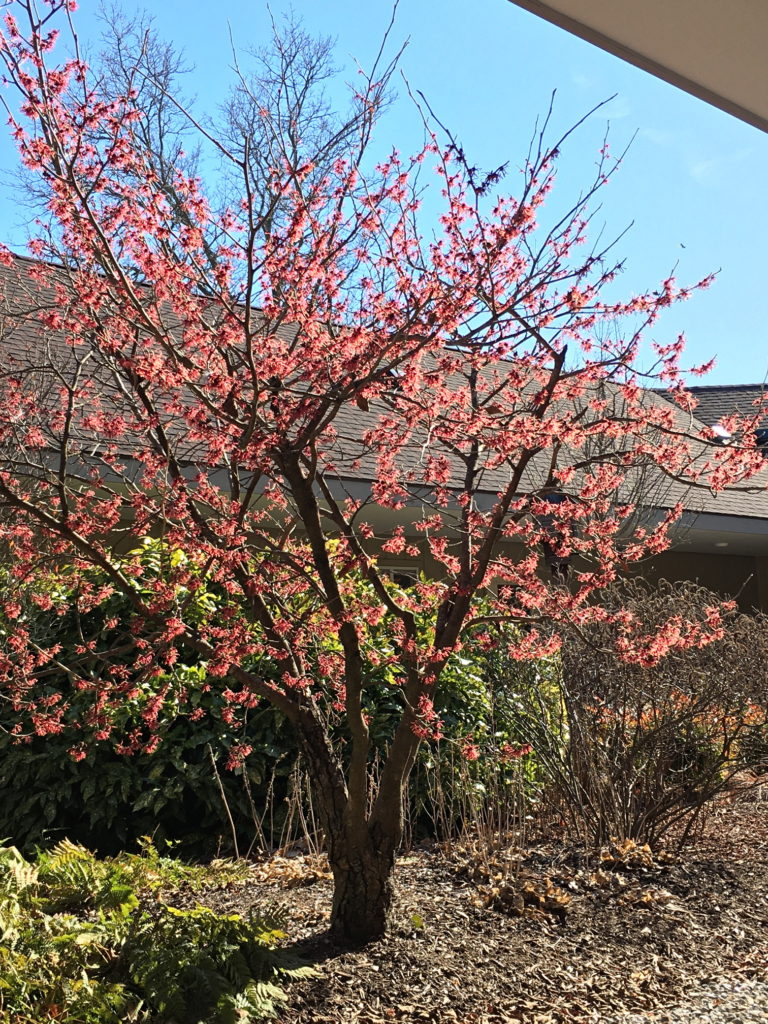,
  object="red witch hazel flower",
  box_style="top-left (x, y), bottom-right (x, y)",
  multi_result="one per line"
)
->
top-left (461, 735), bottom-right (480, 761)
top-left (500, 742), bottom-right (533, 762)
top-left (225, 742), bottom-right (253, 771)
top-left (411, 694), bottom-right (444, 740)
